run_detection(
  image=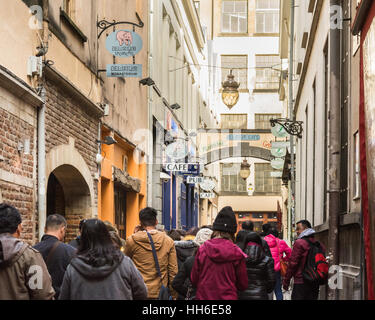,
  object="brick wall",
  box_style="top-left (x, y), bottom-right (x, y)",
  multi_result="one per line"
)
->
top-left (0, 107), bottom-right (36, 244)
top-left (44, 78), bottom-right (99, 242)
